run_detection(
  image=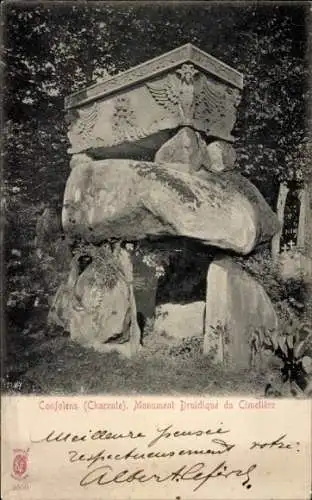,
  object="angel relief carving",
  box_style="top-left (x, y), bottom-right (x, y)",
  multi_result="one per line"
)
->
top-left (146, 63), bottom-right (198, 121)
top-left (146, 63), bottom-right (241, 135)
top-left (195, 77), bottom-right (241, 132)
top-left (75, 102), bottom-right (99, 144)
